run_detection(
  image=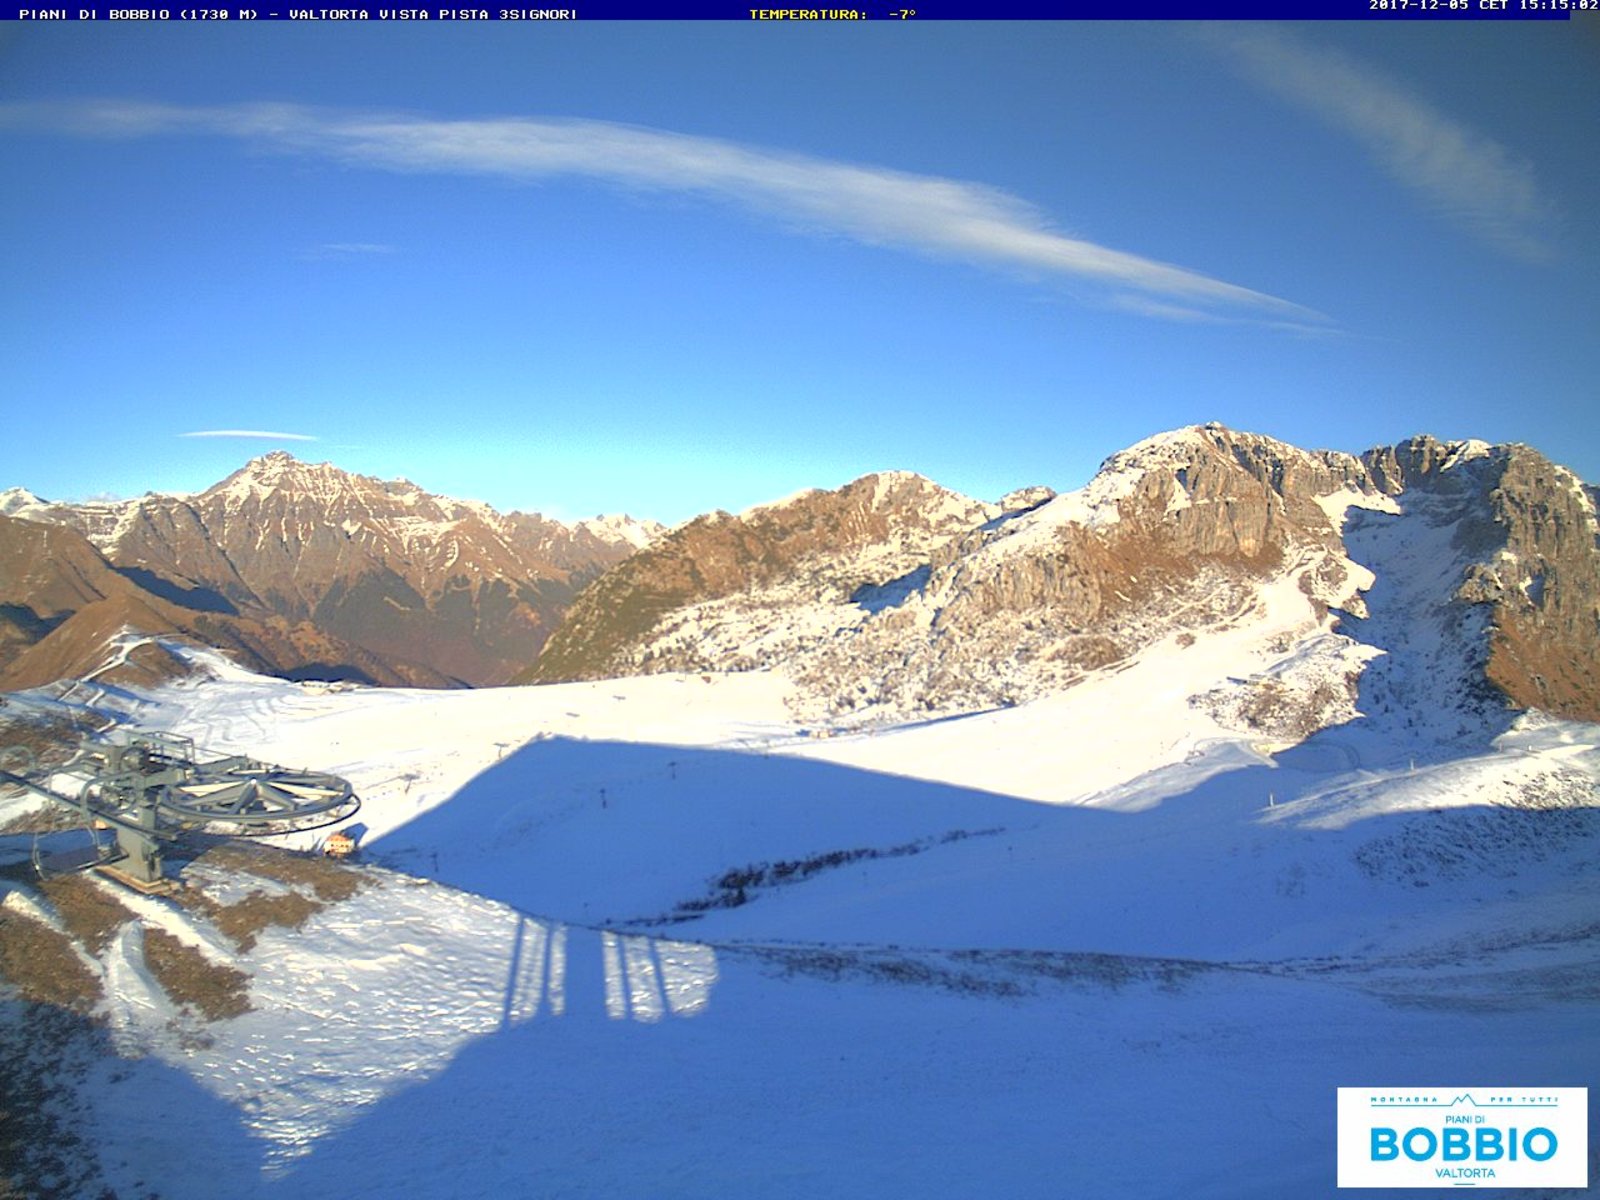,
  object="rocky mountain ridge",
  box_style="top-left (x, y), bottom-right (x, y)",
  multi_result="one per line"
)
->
top-left (528, 424), bottom-right (1600, 729)
top-left (0, 513), bottom-right (435, 692)
top-left (522, 470), bottom-right (1003, 685)
top-left (0, 454), bottom-right (661, 689)
top-left (5, 428), bottom-right (1596, 736)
